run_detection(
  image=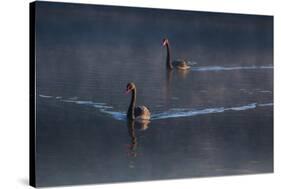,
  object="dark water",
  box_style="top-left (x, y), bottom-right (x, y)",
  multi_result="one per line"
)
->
top-left (34, 2), bottom-right (273, 187)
